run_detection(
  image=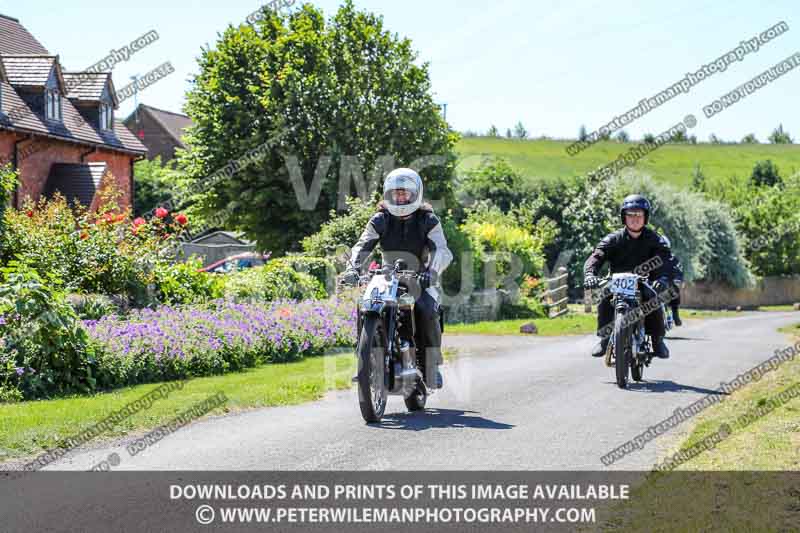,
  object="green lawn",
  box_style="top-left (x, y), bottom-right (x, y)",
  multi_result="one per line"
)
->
top-left (456, 137), bottom-right (800, 188)
top-left (0, 350), bottom-right (358, 463)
